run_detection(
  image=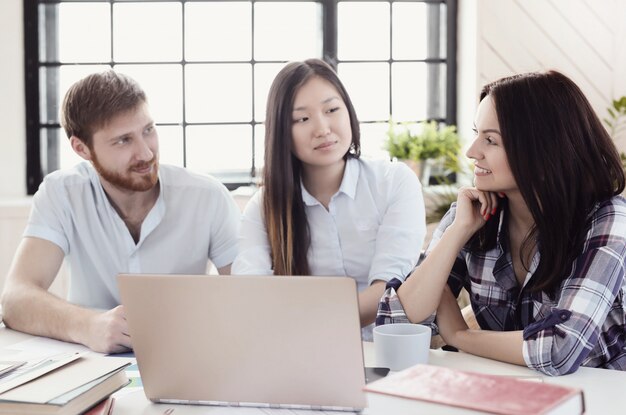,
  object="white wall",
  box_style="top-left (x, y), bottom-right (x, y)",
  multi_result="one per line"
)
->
top-left (455, 0), bottom-right (478, 184)
top-left (459, 0), bottom-right (626, 152)
top-left (0, 1), bottom-right (28, 296)
top-left (0, 0), bottom-right (26, 199)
